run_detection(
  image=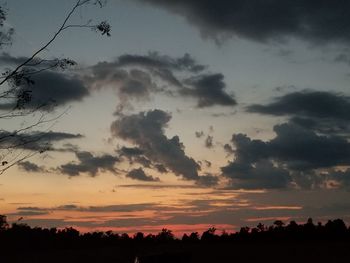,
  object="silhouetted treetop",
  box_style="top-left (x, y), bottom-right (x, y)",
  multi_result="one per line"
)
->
top-left (1, 215), bottom-right (350, 251)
